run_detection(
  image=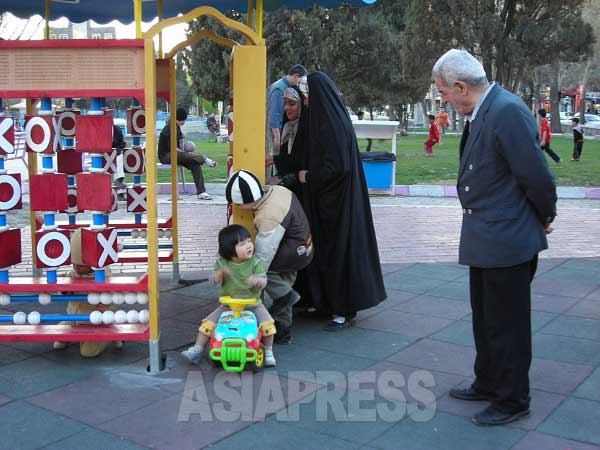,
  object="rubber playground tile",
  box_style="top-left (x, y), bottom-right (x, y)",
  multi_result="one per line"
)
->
top-left (573, 367), bottom-right (600, 402)
top-left (531, 292), bottom-right (580, 313)
top-left (431, 320), bottom-right (475, 347)
top-left (511, 431), bottom-right (600, 450)
top-left (0, 344), bottom-right (35, 366)
top-left (586, 287), bottom-right (600, 301)
top-left (534, 258), bottom-right (569, 275)
top-left (293, 326), bottom-right (415, 361)
top-left (0, 356), bottom-right (94, 399)
top-left (395, 263), bottom-right (468, 281)
top-left (0, 401), bottom-right (86, 450)
top-left (533, 333), bottom-right (600, 365)
top-left (157, 317), bottom-right (201, 352)
top-left (538, 397), bottom-right (600, 445)
top-left (361, 360), bottom-right (466, 404)
top-left (393, 294), bottom-right (471, 320)
top-left (28, 371), bottom-right (174, 426)
top-left (387, 339), bottom-right (476, 377)
top-left (530, 358), bottom-right (594, 395)
top-left (0, 393), bottom-right (11, 406)
top-left (380, 263), bottom-right (413, 275)
top-left (209, 420), bottom-right (361, 450)
top-left (96, 393), bottom-right (253, 450)
top-left (181, 371), bottom-right (321, 422)
top-left (381, 271), bottom-right (449, 294)
top-left (558, 258), bottom-right (600, 272)
top-left (532, 277), bottom-right (598, 299)
top-left (169, 280), bottom-right (220, 300)
top-left (540, 315), bottom-right (600, 341)
top-left (566, 300), bottom-right (600, 320)
top-left (158, 291), bottom-right (212, 319)
top-left (41, 341), bottom-right (149, 371)
top-left (425, 281), bottom-right (471, 302)
top-left (539, 266), bottom-right (600, 285)
top-left (370, 409), bottom-right (525, 450)
top-left (42, 428), bottom-right (148, 450)
top-left (356, 310), bottom-right (454, 339)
